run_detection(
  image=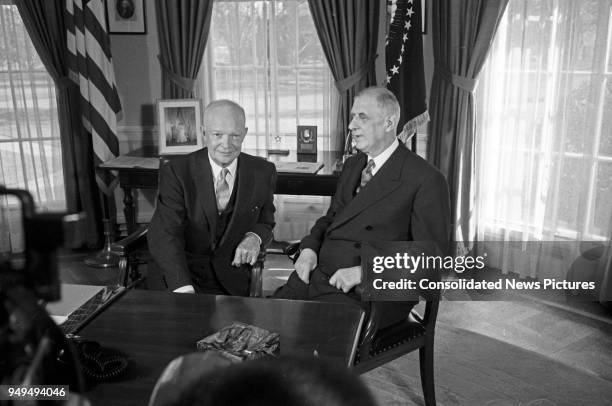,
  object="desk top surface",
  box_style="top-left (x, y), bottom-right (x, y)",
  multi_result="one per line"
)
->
top-left (79, 290), bottom-right (364, 405)
top-left (100, 147), bottom-right (344, 176)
